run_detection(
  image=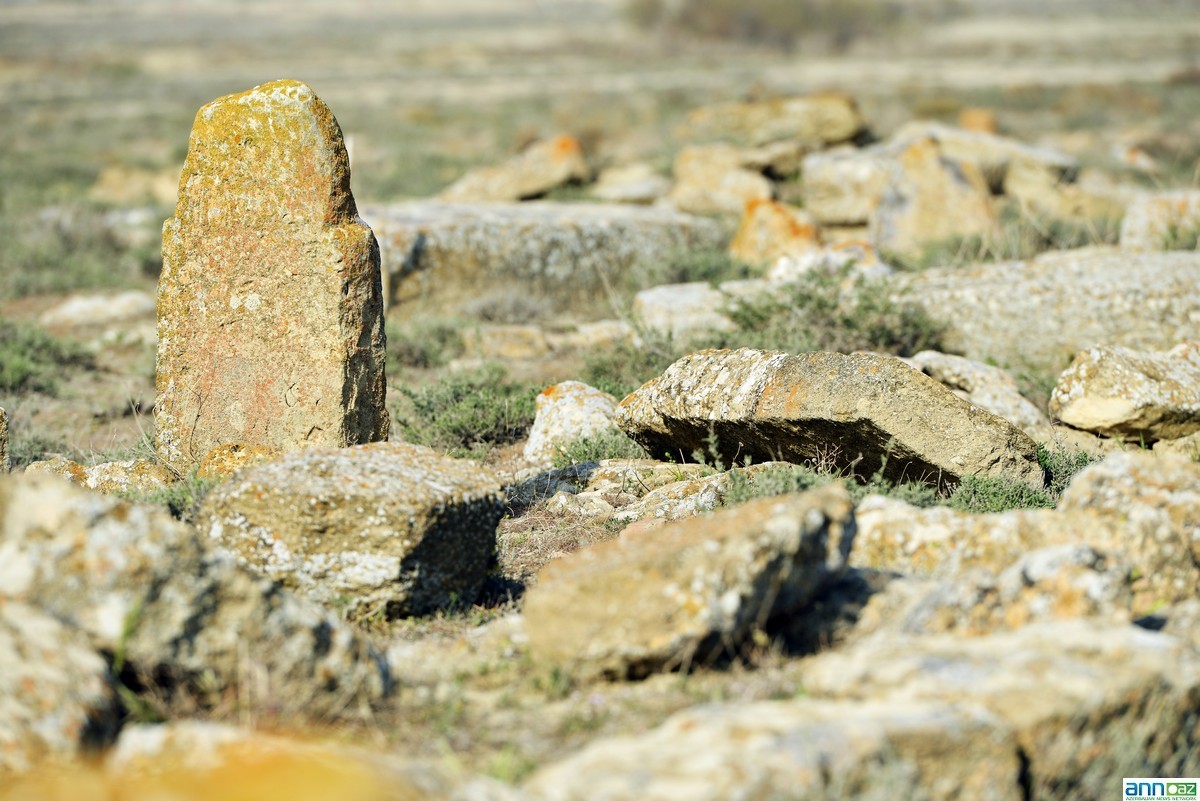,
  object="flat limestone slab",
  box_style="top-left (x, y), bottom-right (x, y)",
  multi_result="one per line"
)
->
top-left (361, 201), bottom-right (727, 316)
top-left (157, 80), bottom-right (387, 472)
